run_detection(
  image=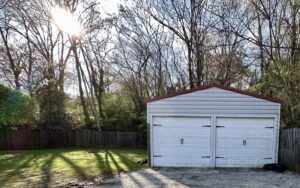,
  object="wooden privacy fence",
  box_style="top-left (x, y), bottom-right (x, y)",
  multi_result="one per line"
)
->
top-left (0, 127), bottom-right (147, 150)
top-left (279, 128), bottom-right (300, 172)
